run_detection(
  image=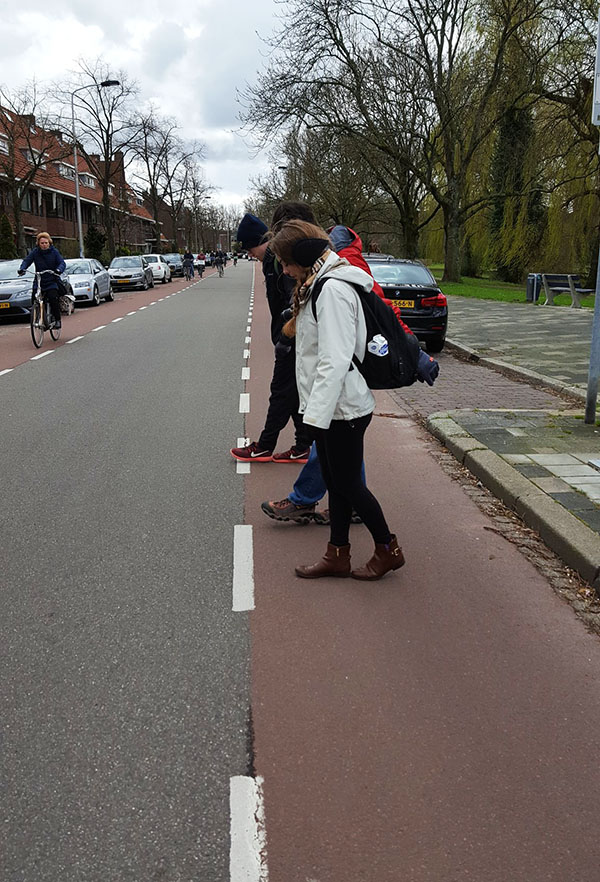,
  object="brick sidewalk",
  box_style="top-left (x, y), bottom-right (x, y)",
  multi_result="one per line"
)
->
top-left (389, 348), bottom-right (565, 417)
